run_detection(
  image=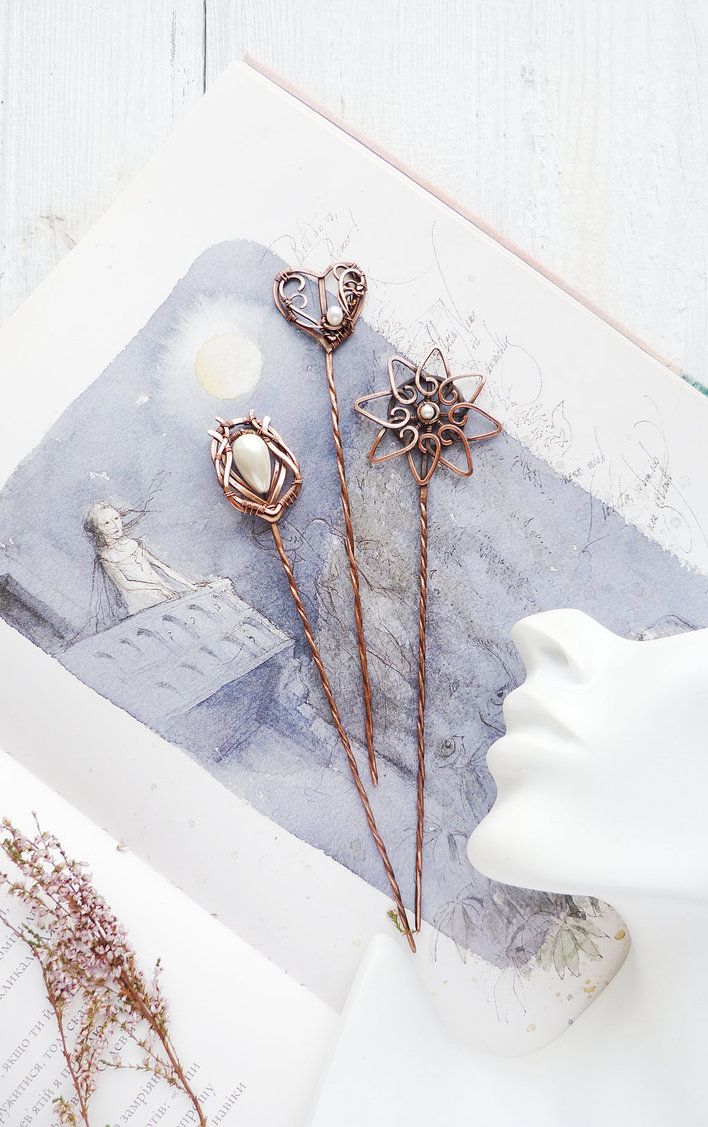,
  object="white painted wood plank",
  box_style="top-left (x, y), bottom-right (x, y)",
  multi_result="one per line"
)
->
top-left (206, 0), bottom-right (708, 385)
top-left (0, 1), bottom-right (706, 385)
top-left (0, 0), bottom-right (205, 323)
